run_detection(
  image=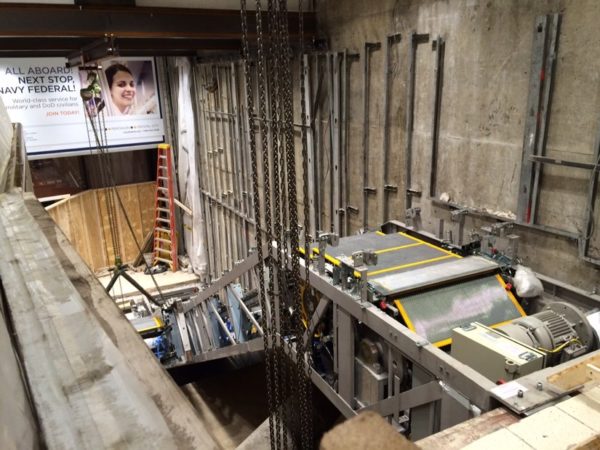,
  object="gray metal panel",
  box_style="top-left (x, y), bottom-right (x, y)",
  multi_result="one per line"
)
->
top-left (370, 256), bottom-right (499, 296)
top-left (452, 323), bottom-right (545, 382)
top-left (318, 231), bottom-right (458, 280)
top-left (317, 232), bottom-right (418, 258)
top-left (366, 245), bottom-right (452, 278)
